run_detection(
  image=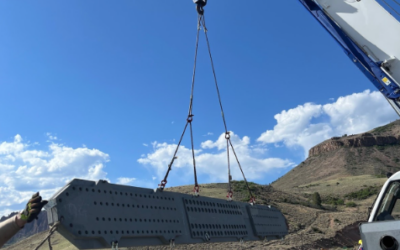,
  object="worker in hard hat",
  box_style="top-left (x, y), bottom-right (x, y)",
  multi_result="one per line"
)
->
top-left (0, 192), bottom-right (48, 247)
